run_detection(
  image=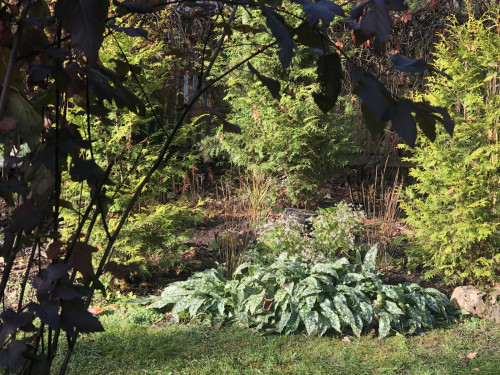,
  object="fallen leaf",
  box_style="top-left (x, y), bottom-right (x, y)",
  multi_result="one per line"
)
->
top-left (467, 352), bottom-right (477, 360)
top-left (472, 368), bottom-right (480, 371)
top-left (341, 336), bottom-right (351, 343)
top-left (263, 299), bottom-right (274, 311)
top-left (88, 306), bottom-right (106, 315)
